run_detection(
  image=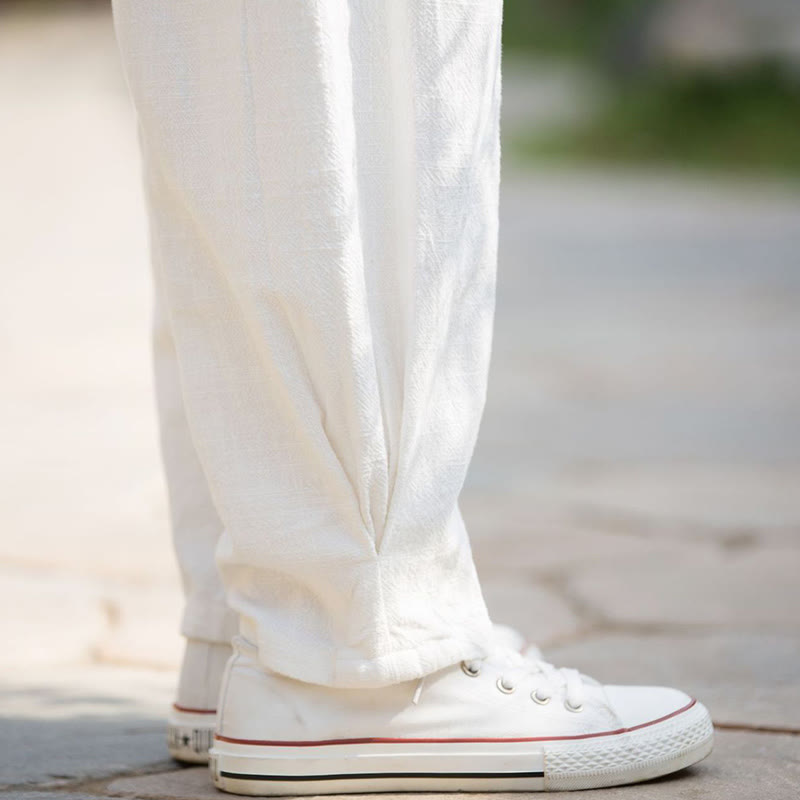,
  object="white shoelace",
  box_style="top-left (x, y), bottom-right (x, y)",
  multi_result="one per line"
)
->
top-left (462, 646), bottom-right (586, 711)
